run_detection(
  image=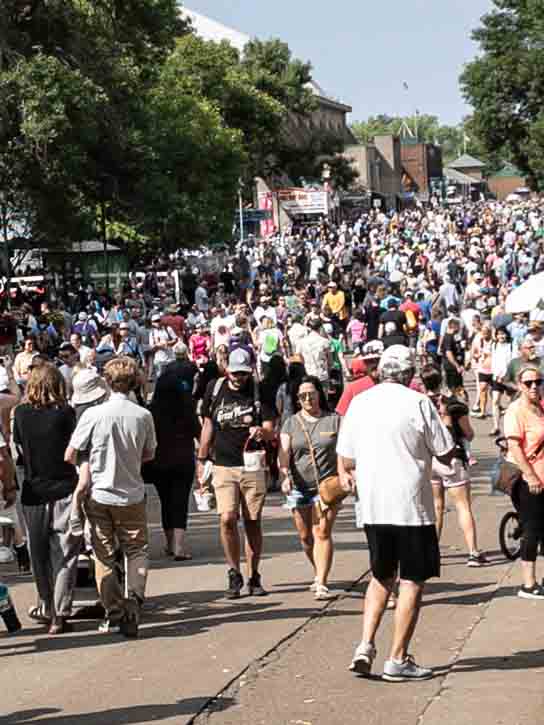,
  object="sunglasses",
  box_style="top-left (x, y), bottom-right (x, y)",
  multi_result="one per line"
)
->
top-left (298, 392), bottom-right (317, 400)
top-left (231, 371), bottom-right (250, 378)
top-left (521, 379), bottom-right (542, 388)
